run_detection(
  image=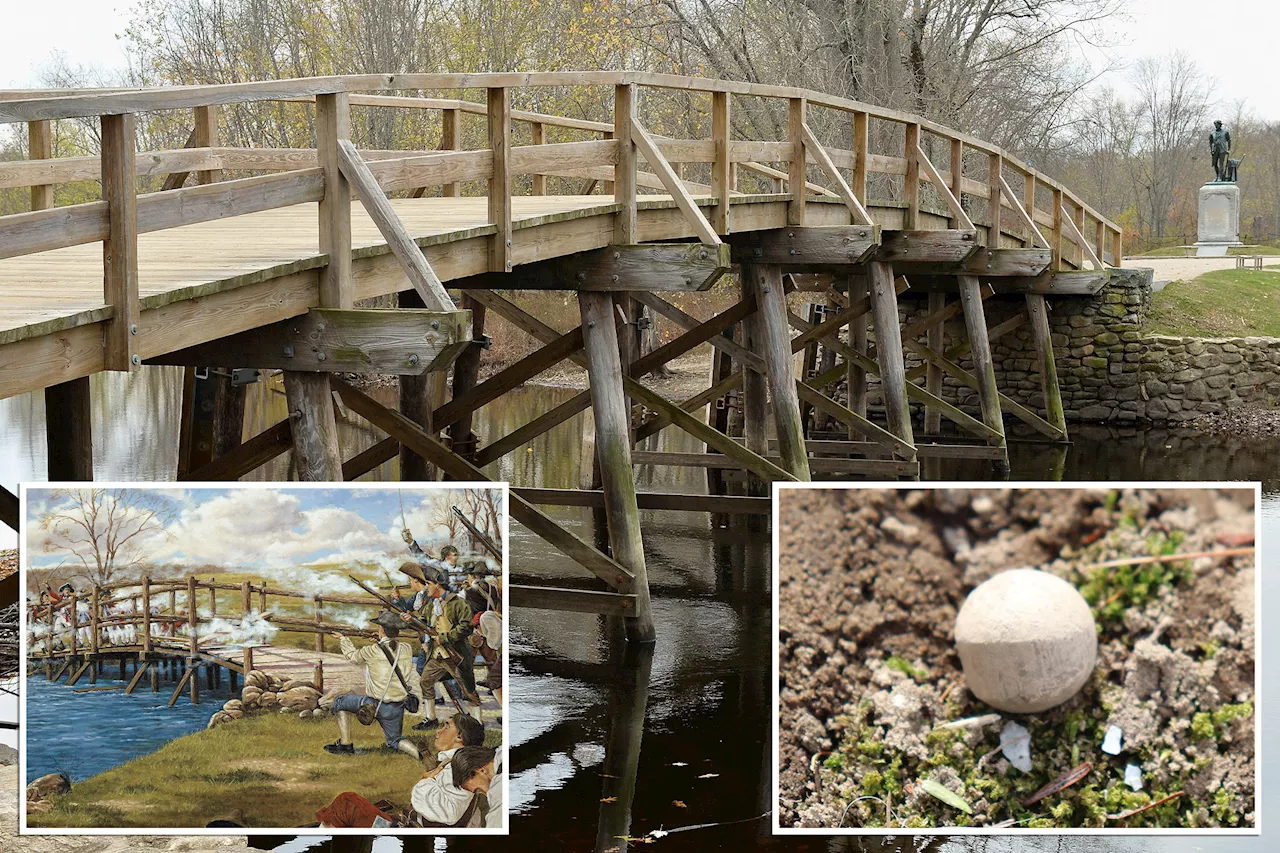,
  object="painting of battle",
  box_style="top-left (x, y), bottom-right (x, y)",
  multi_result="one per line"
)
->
top-left (19, 484), bottom-right (507, 833)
